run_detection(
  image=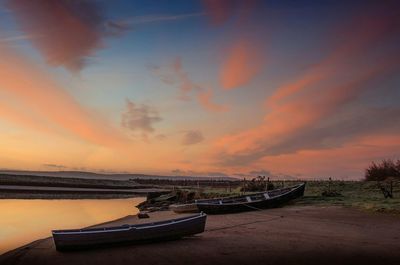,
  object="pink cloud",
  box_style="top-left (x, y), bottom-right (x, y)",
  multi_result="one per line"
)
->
top-left (220, 39), bottom-right (263, 90)
top-left (6, 0), bottom-right (125, 71)
top-left (214, 58), bottom-right (399, 163)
